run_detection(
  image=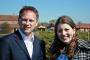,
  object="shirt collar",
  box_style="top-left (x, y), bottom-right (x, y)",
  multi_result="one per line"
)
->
top-left (18, 28), bottom-right (34, 42)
